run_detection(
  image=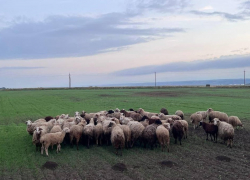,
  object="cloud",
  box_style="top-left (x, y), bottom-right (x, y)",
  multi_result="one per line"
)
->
top-left (199, 6), bottom-right (213, 11)
top-left (0, 66), bottom-right (45, 70)
top-left (129, 0), bottom-right (189, 13)
top-left (111, 54), bottom-right (250, 76)
top-left (0, 13), bottom-right (184, 60)
top-left (190, 10), bottom-right (245, 21)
